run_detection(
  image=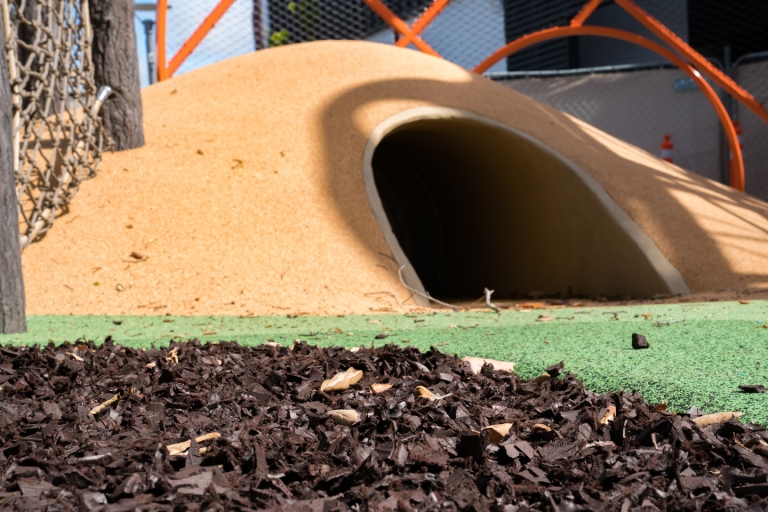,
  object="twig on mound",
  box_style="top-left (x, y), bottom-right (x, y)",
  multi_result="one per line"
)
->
top-left (364, 291), bottom-right (401, 306)
top-left (463, 294), bottom-right (488, 309)
top-left (397, 266), bottom-right (458, 311)
top-left (484, 288), bottom-right (501, 313)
